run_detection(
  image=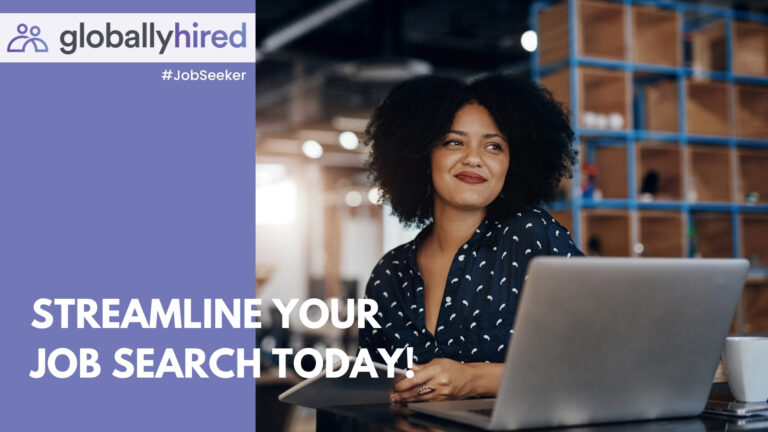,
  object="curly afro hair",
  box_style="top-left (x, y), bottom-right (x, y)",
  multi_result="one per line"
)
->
top-left (365, 73), bottom-right (576, 227)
